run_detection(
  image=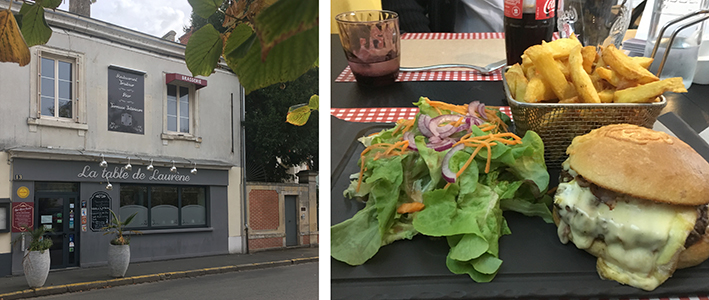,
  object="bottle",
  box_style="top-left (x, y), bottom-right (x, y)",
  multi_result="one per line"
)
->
top-left (504, 0), bottom-right (556, 65)
top-left (643, 0), bottom-right (709, 89)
